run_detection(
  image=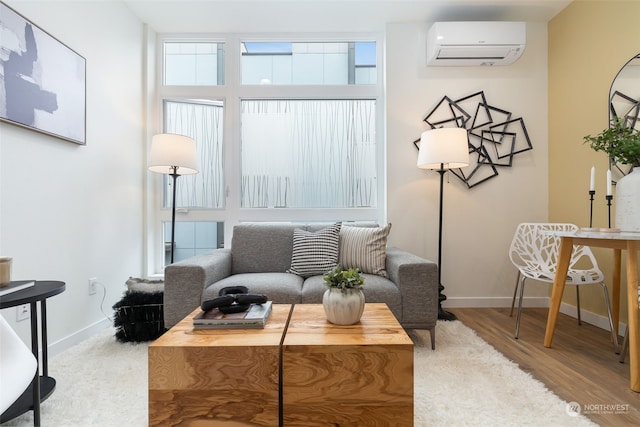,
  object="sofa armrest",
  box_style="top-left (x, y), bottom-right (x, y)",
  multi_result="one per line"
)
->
top-left (385, 247), bottom-right (439, 330)
top-left (163, 249), bottom-right (232, 328)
